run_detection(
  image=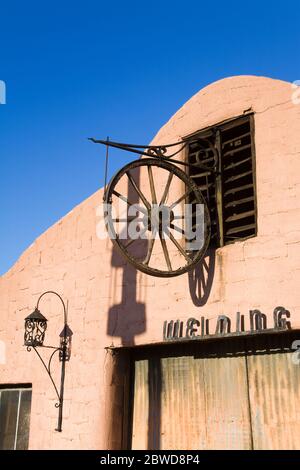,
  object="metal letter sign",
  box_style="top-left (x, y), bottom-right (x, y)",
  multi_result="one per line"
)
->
top-left (163, 307), bottom-right (291, 342)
